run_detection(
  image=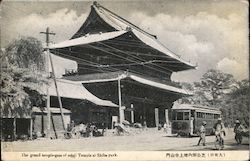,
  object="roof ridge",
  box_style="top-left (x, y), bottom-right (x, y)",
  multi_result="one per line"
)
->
top-left (93, 2), bottom-right (157, 39)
